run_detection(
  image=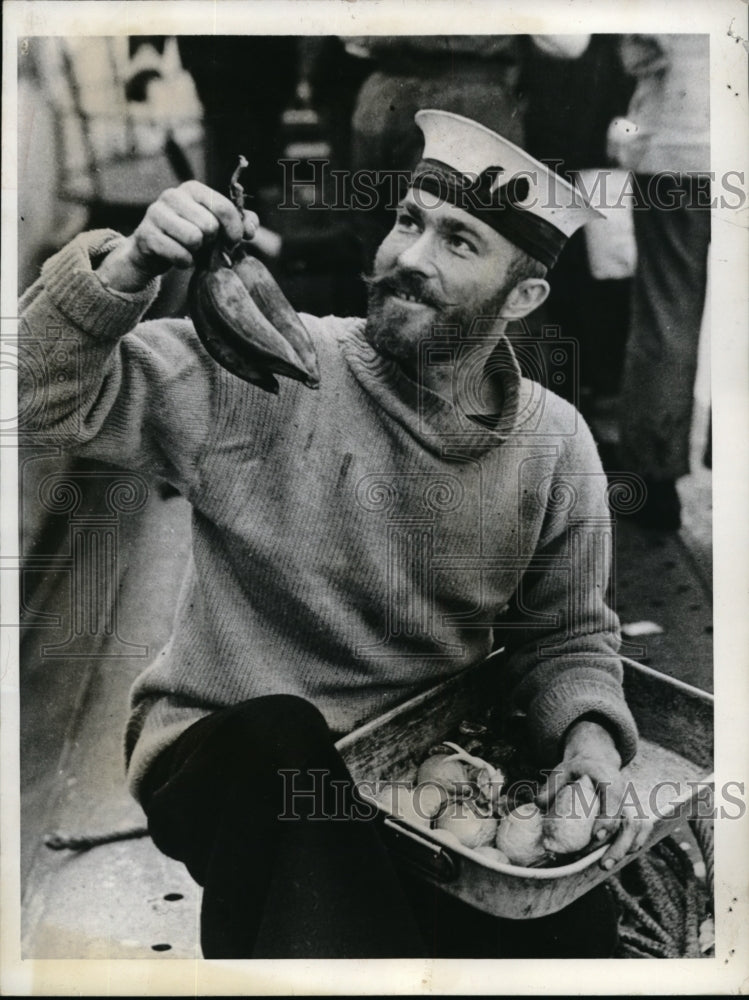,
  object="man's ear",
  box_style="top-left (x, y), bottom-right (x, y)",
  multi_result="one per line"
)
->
top-left (499, 278), bottom-right (550, 320)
